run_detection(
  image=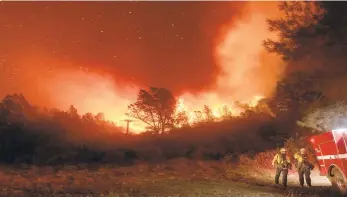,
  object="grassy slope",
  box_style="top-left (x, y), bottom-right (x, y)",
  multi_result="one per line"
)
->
top-left (0, 158), bottom-right (339, 197)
